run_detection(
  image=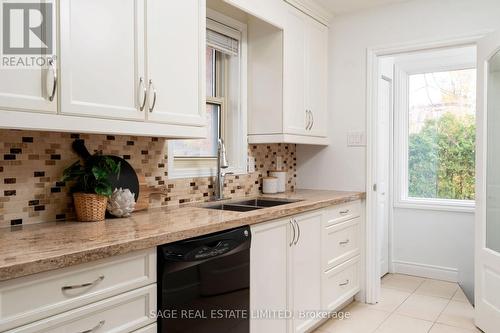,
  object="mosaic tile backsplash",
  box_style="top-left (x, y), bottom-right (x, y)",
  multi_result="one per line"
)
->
top-left (0, 130), bottom-right (296, 227)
